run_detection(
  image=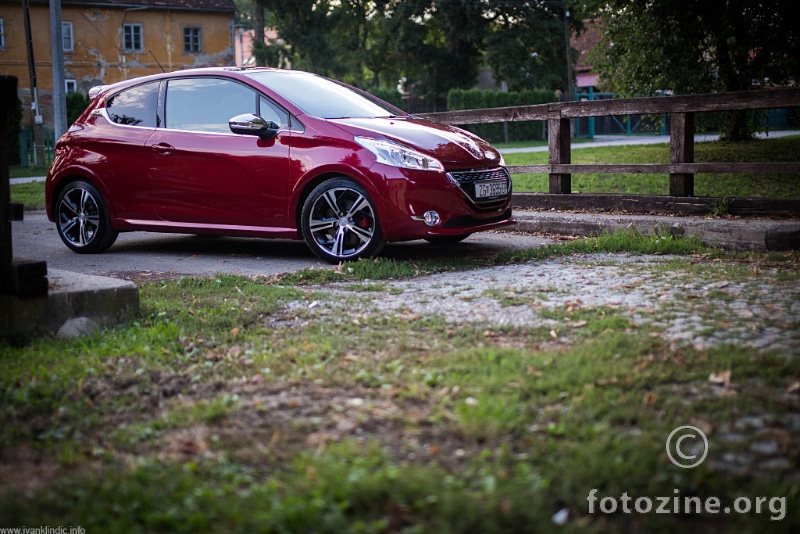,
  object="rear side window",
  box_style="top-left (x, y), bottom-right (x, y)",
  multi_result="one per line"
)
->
top-left (165, 78), bottom-right (258, 133)
top-left (105, 81), bottom-right (159, 127)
